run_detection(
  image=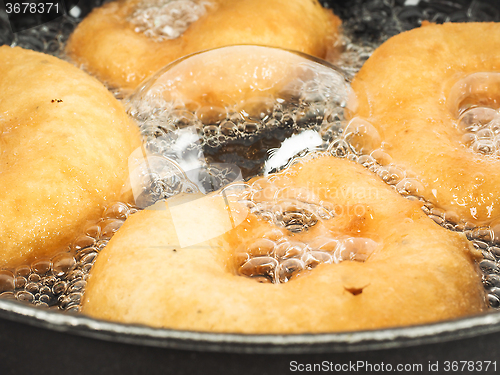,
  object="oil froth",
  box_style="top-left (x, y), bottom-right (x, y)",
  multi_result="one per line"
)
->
top-left (128, 0), bottom-right (213, 41)
top-left (229, 159), bottom-right (381, 284)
